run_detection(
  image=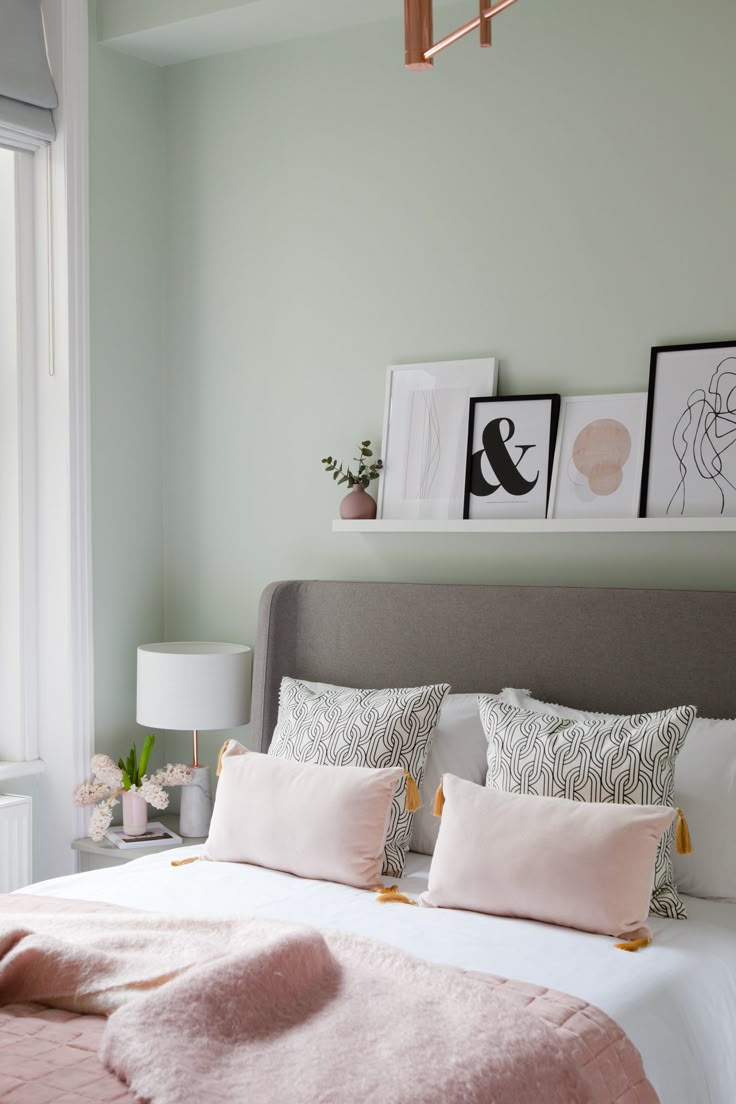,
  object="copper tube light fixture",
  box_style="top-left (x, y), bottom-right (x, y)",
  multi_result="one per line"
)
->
top-left (405, 0), bottom-right (520, 70)
top-left (480, 0), bottom-right (492, 47)
top-left (405, 0), bottom-right (434, 70)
